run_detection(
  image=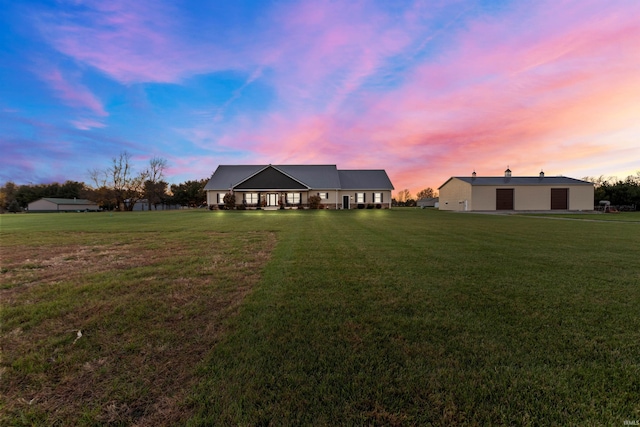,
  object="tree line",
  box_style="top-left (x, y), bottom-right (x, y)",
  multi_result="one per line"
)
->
top-left (583, 172), bottom-right (640, 209)
top-left (0, 152), bottom-right (209, 213)
top-left (393, 187), bottom-right (438, 207)
top-left (4, 161), bottom-right (638, 212)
